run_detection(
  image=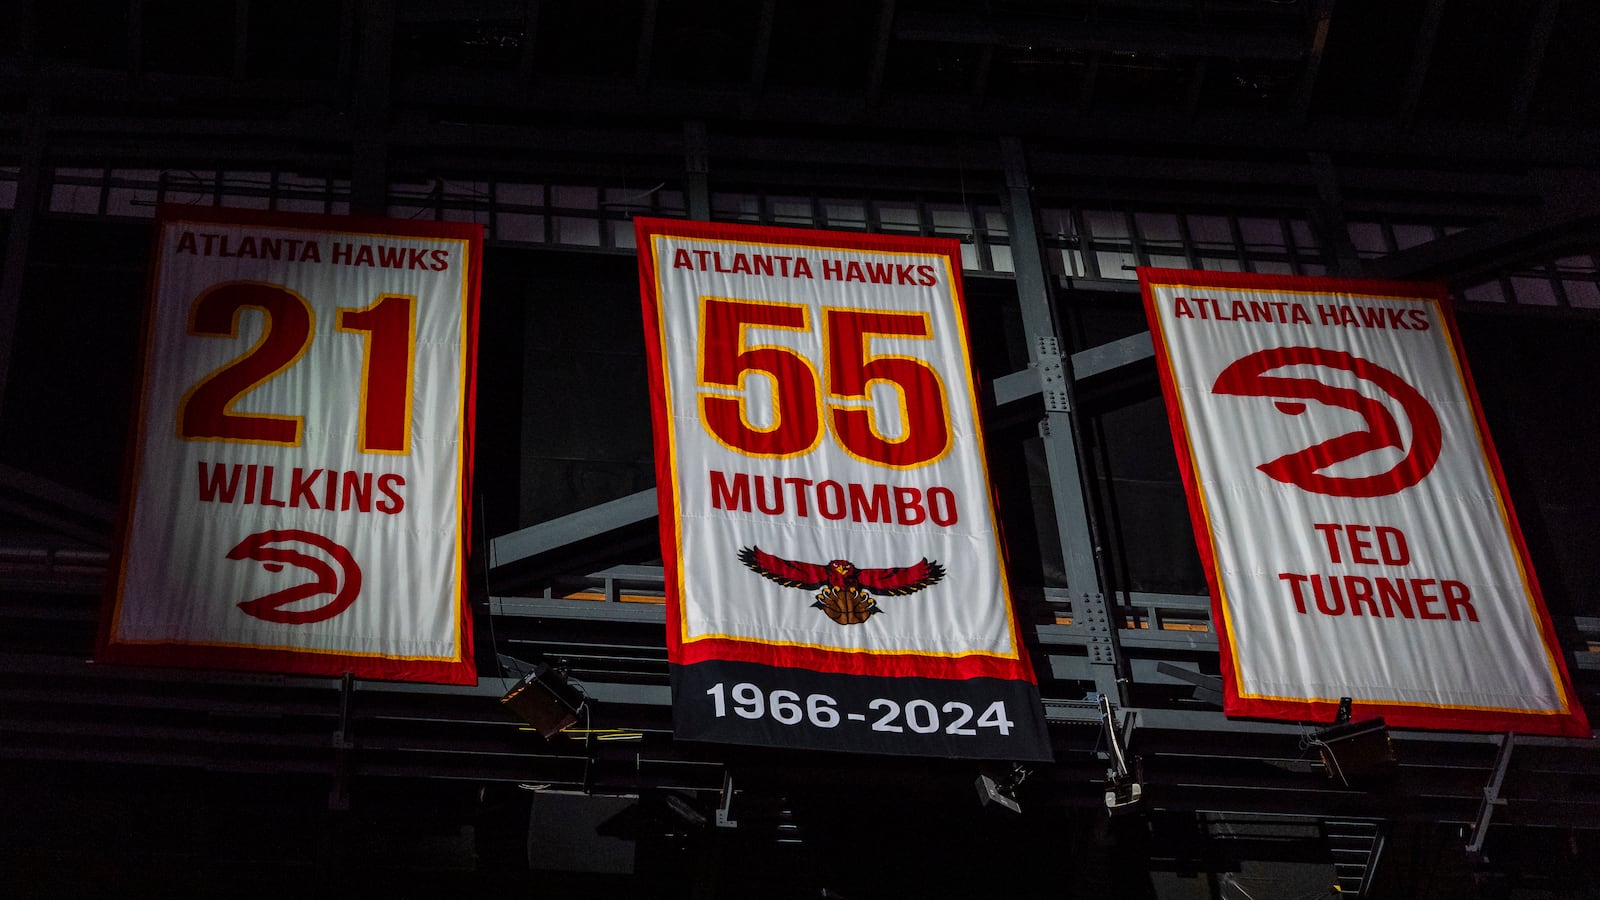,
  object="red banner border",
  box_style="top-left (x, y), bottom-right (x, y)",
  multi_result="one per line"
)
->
top-left (634, 216), bottom-right (1034, 685)
top-left (95, 205), bottom-right (483, 686)
top-left (1138, 266), bottom-right (1588, 737)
